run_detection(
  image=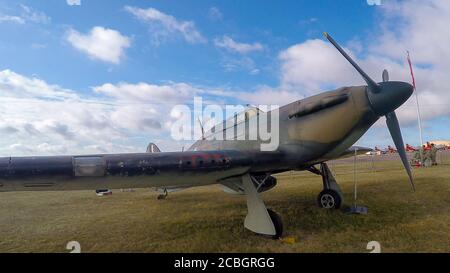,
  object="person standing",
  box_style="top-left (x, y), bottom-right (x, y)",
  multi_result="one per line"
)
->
top-left (423, 145), bottom-right (432, 167)
top-left (431, 143), bottom-right (438, 166)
